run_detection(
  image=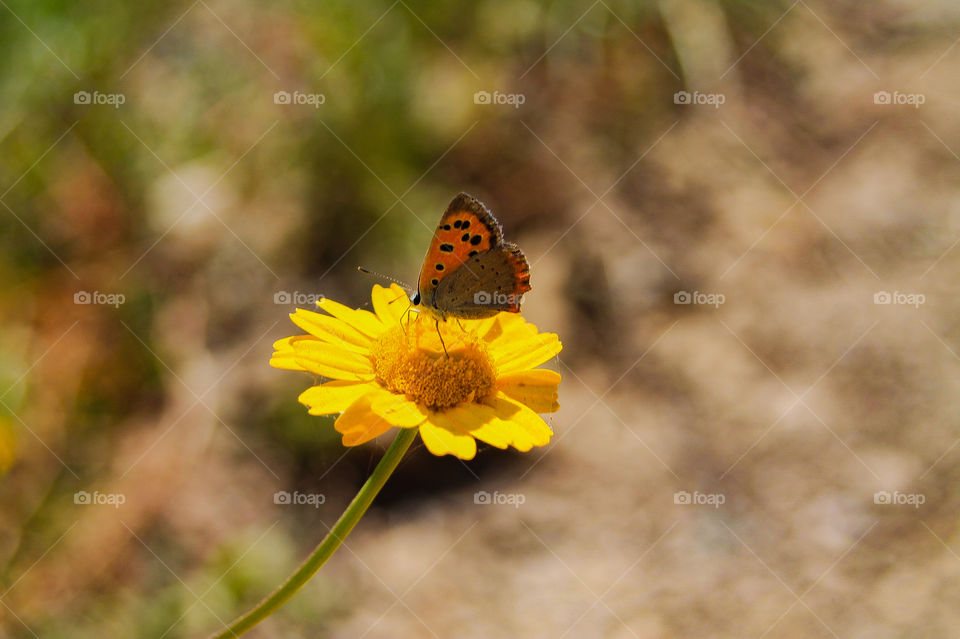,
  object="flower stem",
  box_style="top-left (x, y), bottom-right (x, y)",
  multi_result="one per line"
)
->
top-left (208, 427), bottom-right (419, 639)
